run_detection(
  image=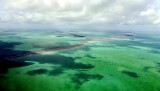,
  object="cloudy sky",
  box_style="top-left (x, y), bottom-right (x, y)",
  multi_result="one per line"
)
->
top-left (0, 0), bottom-right (160, 27)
